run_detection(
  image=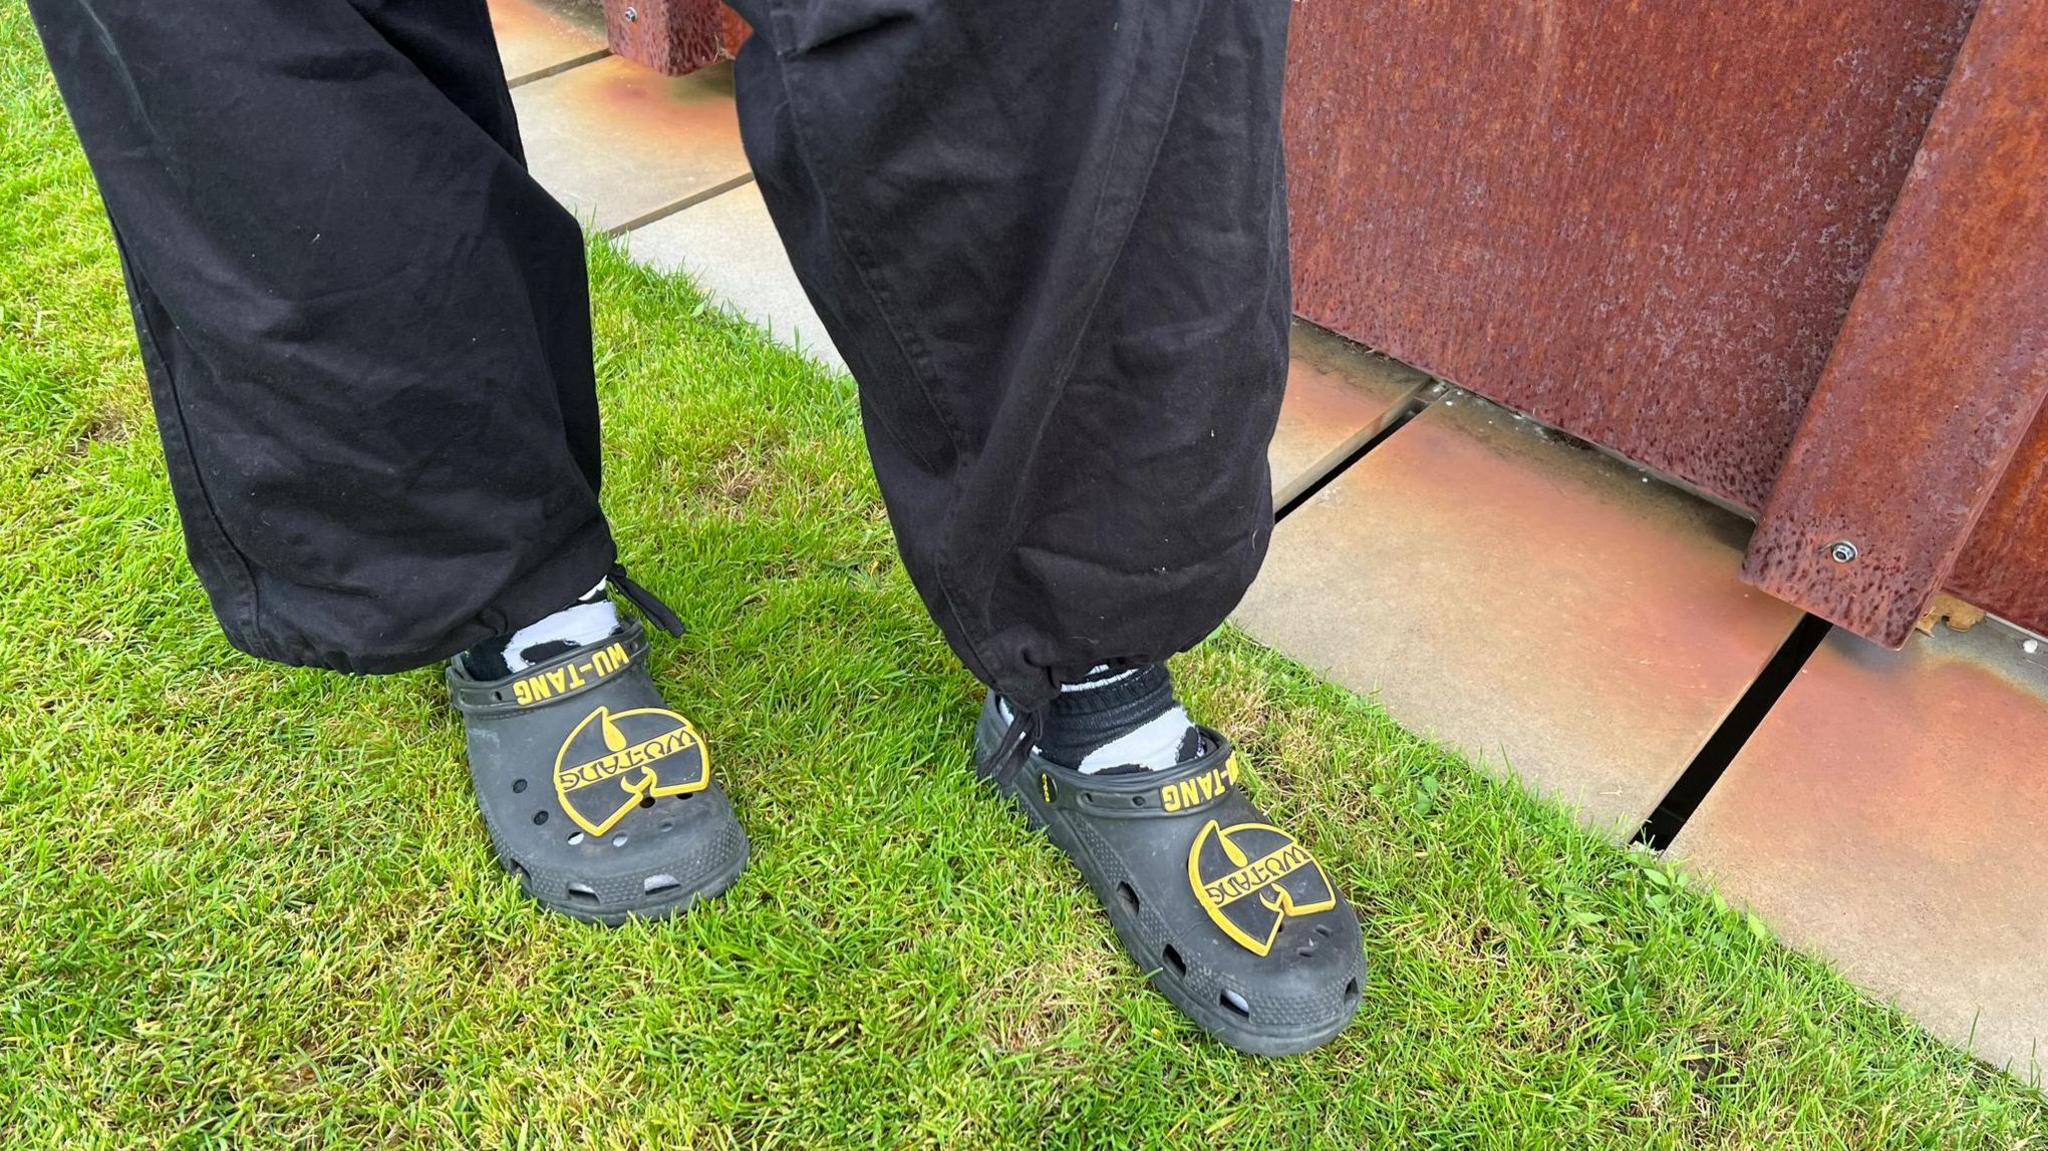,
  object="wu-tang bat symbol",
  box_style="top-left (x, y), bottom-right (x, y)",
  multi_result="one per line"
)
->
top-left (1187, 820), bottom-right (1337, 956)
top-left (553, 705), bottom-right (709, 836)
